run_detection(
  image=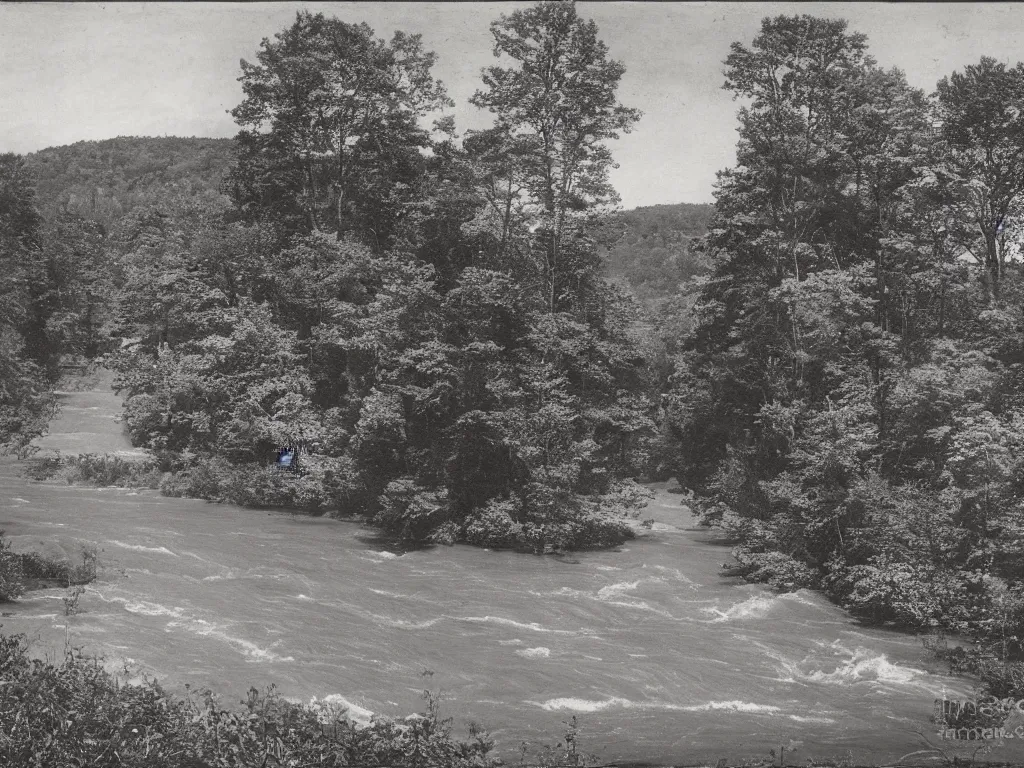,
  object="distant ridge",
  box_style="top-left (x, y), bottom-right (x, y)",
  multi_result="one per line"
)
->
top-left (594, 201), bottom-right (715, 302)
top-left (24, 136), bottom-right (236, 226)
top-left (20, 135), bottom-right (714, 302)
